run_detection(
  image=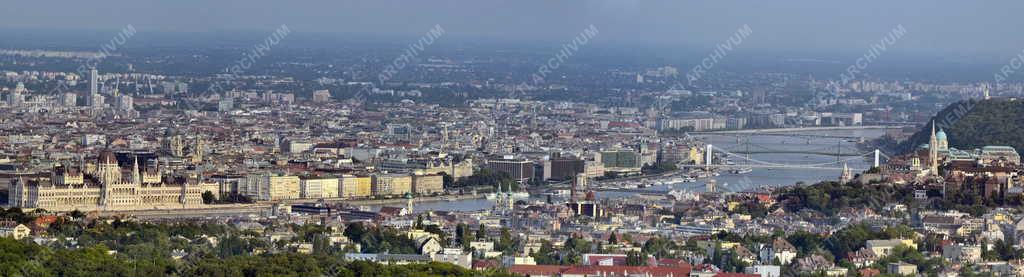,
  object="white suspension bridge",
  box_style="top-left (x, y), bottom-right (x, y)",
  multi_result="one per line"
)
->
top-left (678, 144), bottom-right (892, 171)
